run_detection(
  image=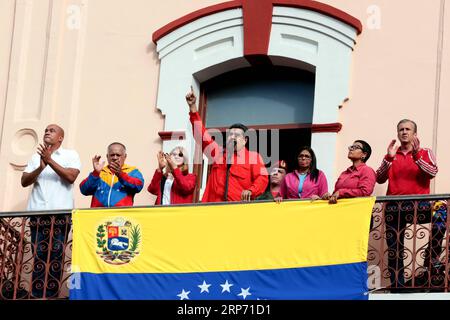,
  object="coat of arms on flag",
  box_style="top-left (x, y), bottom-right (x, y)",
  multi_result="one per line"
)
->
top-left (96, 217), bottom-right (141, 265)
